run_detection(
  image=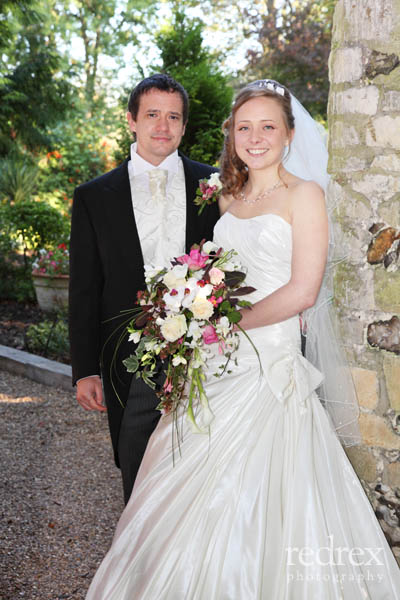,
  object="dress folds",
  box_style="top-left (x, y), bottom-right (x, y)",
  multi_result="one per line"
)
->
top-left (86, 213), bottom-right (400, 599)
